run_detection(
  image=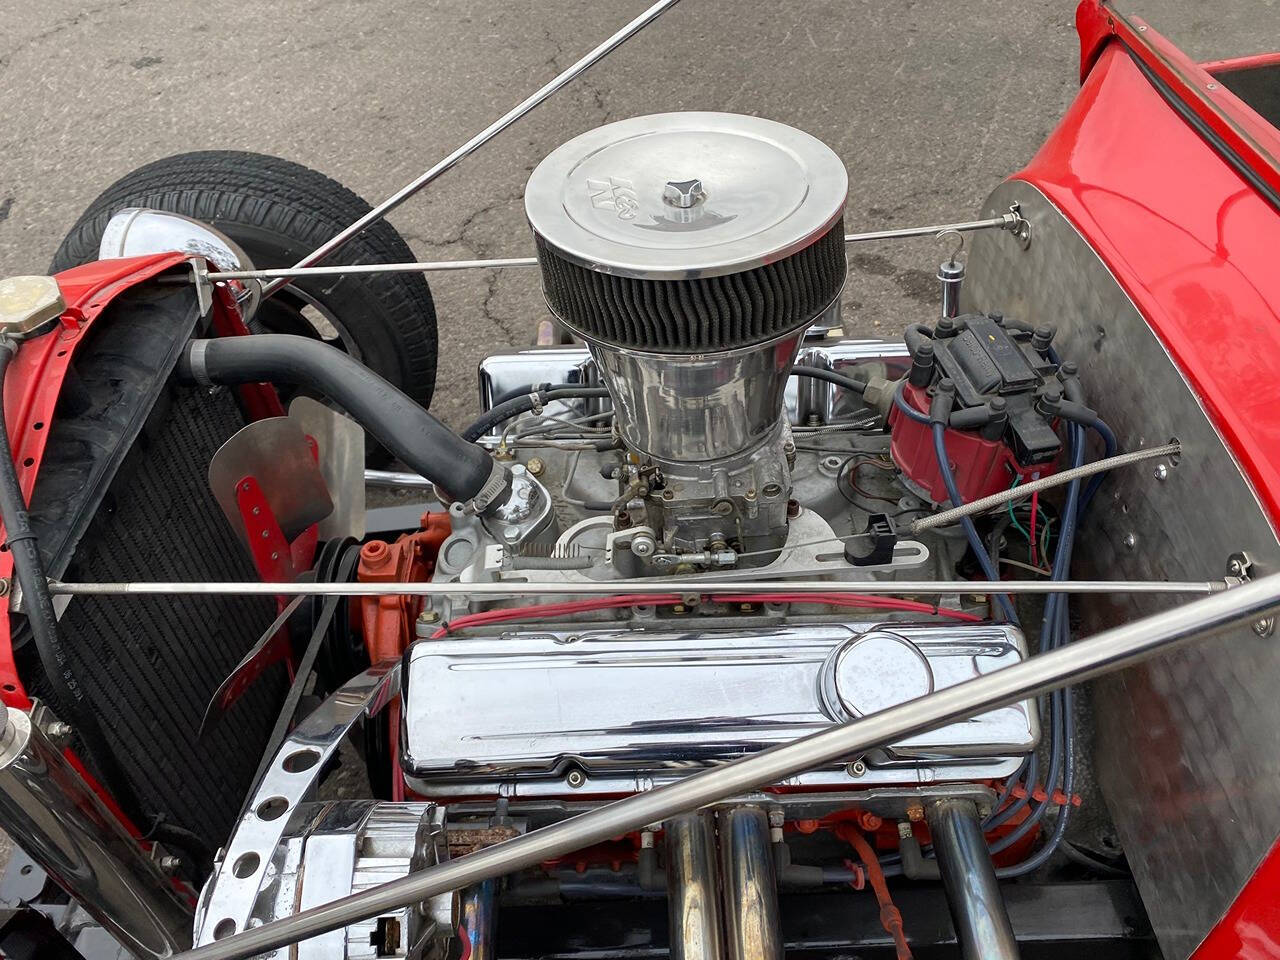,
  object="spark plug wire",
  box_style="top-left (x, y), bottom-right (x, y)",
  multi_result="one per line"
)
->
top-left (428, 591), bottom-right (981, 639)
